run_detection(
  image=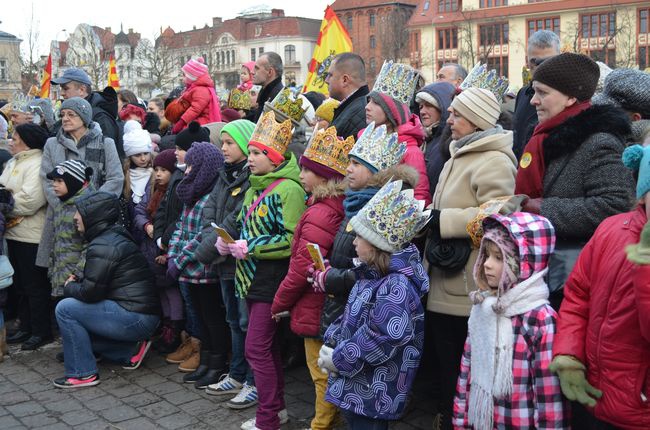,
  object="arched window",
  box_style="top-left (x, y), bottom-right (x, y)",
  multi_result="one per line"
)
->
top-left (370, 36), bottom-right (376, 49)
top-left (284, 45), bottom-right (296, 64)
